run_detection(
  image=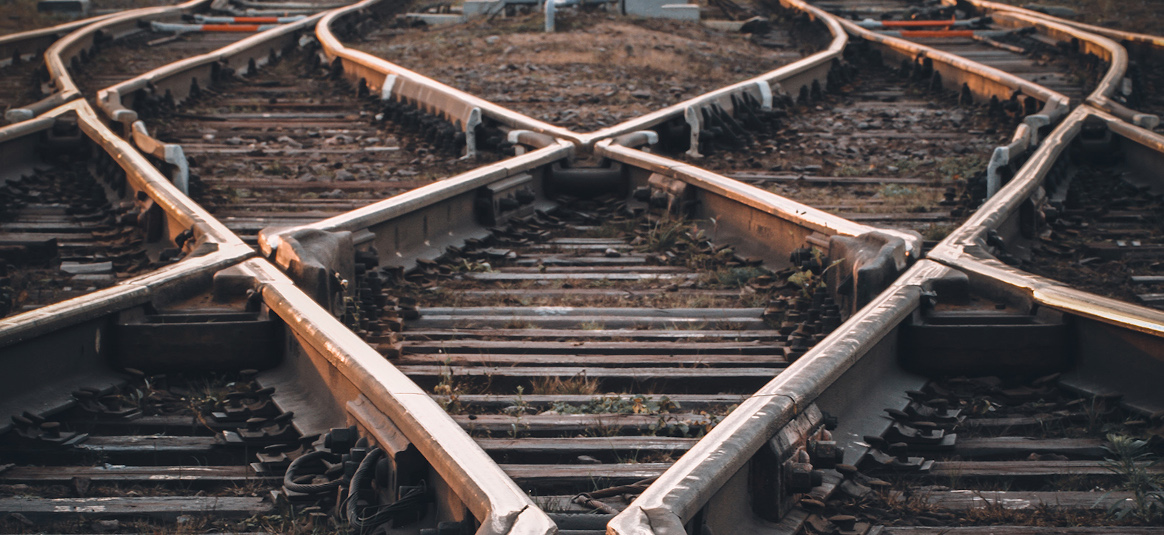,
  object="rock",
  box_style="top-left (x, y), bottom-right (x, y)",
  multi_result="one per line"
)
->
top-left (335, 169), bottom-right (356, 181)
top-left (857, 121), bottom-right (871, 130)
top-left (887, 166), bottom-right (899, 173)
top-left (630, 90), bottom-right (652, 100)
top-left (320, 189), bottom-right (346, 199)
top-left (485, 35), bottom-right (500, 44)
top-left (276, 135), bottom-right (303, 149)
top-left (224, 136), bottom-right (243, 146)
top-left (297, 172), bottom-right (318, 183)
top-left (202, 133), bottom-right (215, 141)
top-left (92, 520), bottom-right (120, 533)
